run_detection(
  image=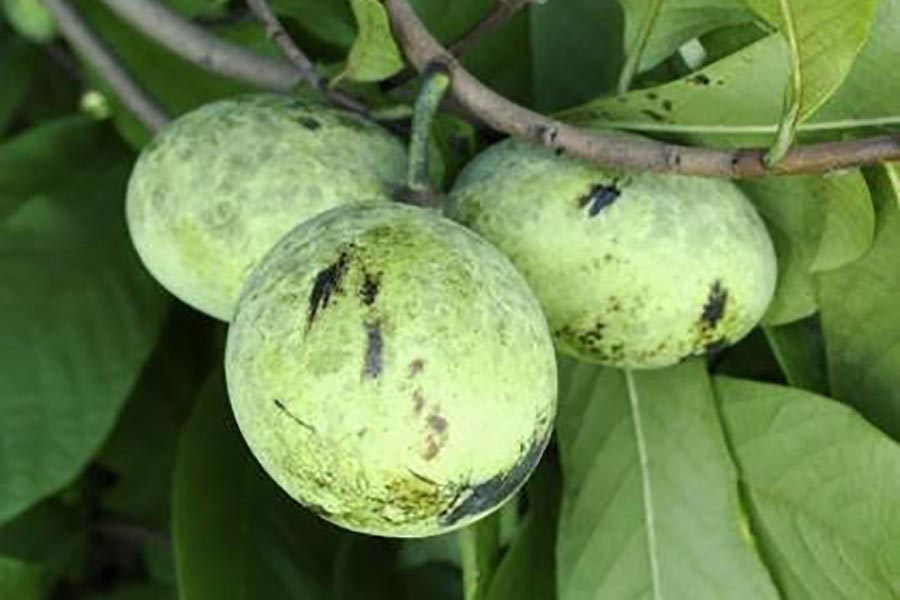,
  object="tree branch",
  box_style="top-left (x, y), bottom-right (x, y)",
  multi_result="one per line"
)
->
top-left (42, 0), bottom-right (170, 132)
top-left (244, 0), bottom-right (370, 115)
top-left (381, 0), bottom-right (900, 177)
top-left (98, 0), bottom-right (301, 92)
